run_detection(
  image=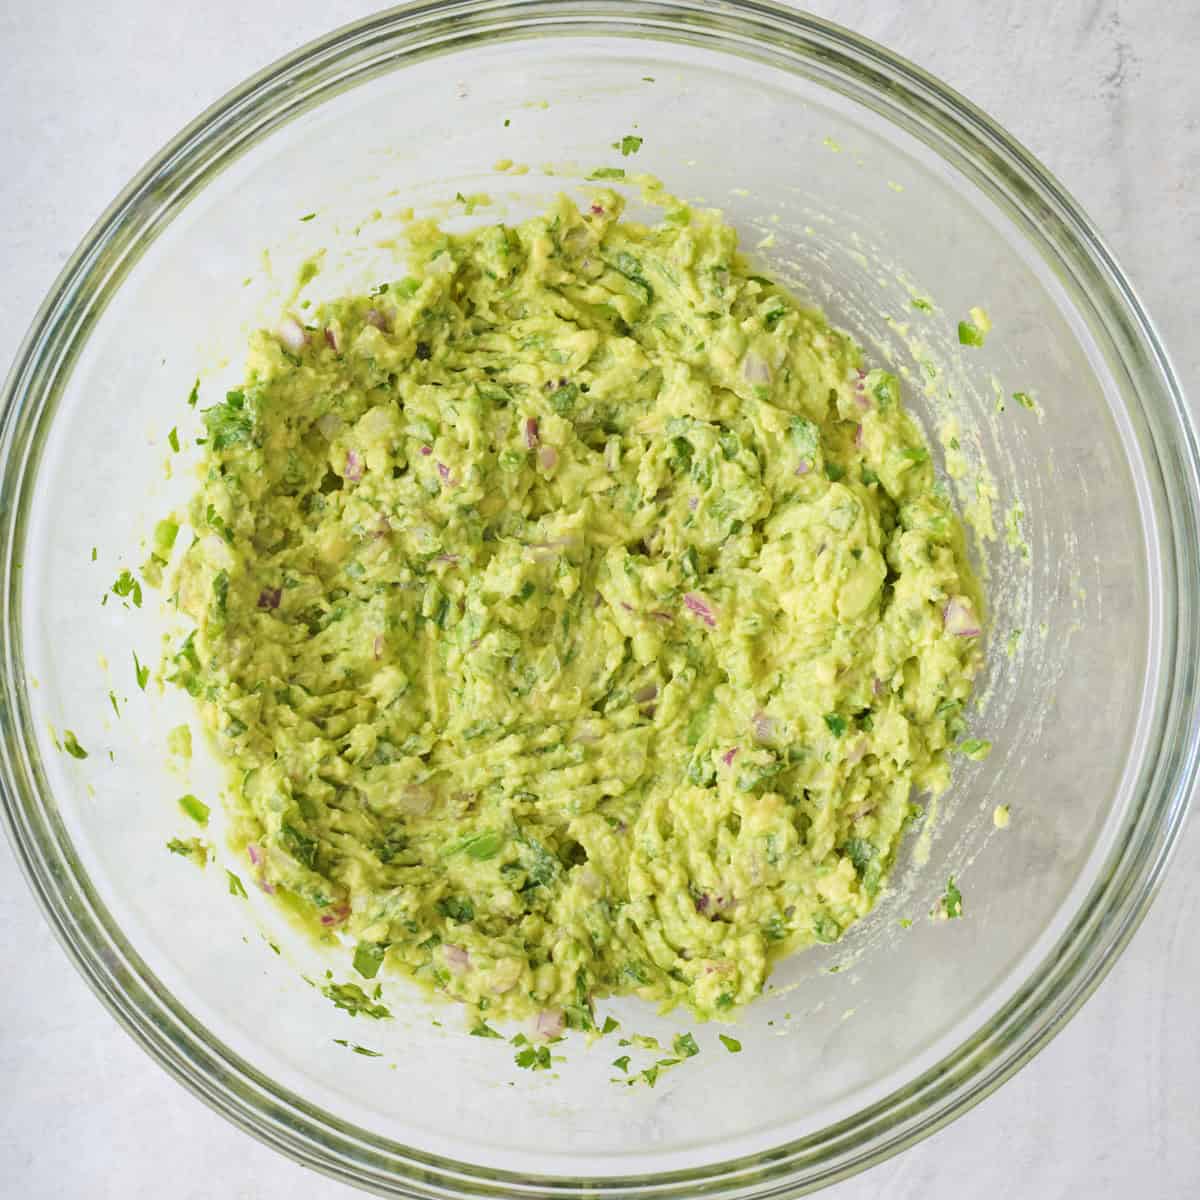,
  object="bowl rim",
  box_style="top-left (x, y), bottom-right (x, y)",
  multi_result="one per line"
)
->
top-left (2, 1), bottom-right (1198, 1196)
